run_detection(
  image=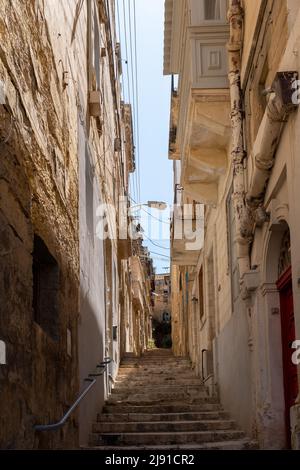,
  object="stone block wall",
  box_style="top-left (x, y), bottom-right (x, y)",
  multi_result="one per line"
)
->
top-left (0, 0), bottom-right (79, 448)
